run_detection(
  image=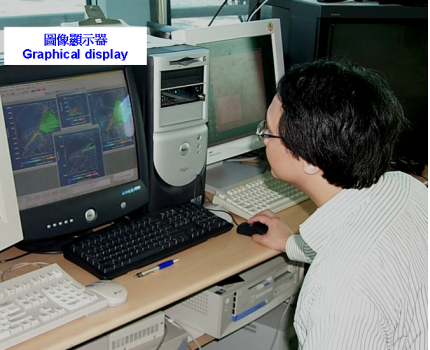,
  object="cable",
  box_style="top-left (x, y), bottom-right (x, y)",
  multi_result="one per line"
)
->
top-left (155, 320), bottom-right (168, 350)
top-left (0, 251), bottom-right (31, 263)
top-left (165, 315), bottom-right (202, 350)
top-left (247, 0), bottom-right (270, 22)
top-left (1, 262), bottom-right (50, 281)
top-left (203, 191), bottom-right (239, 226)
top-left (207, 208), bottom-right (239, 226)
top-left (193, 173), bottom-right (205, 207)
top-left (208, 0), bottom-right (229, 27)
top-left (268, 297), bottom-right (293, 350)
top-left (247, 1), bottom-right (262, 20)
